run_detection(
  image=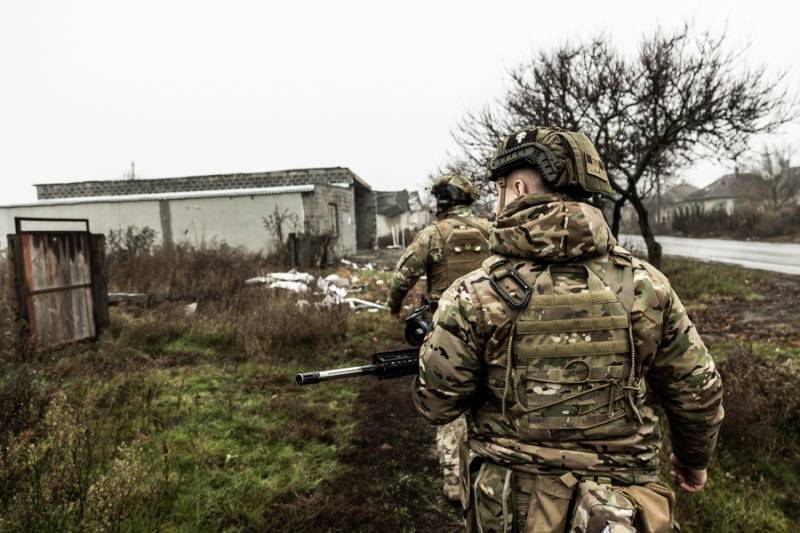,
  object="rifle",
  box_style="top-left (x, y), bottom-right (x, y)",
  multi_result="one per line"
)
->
top-left (295, 304), bottom-right (432, 386)
top-left (295, 348), bottom-right (418, 385)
